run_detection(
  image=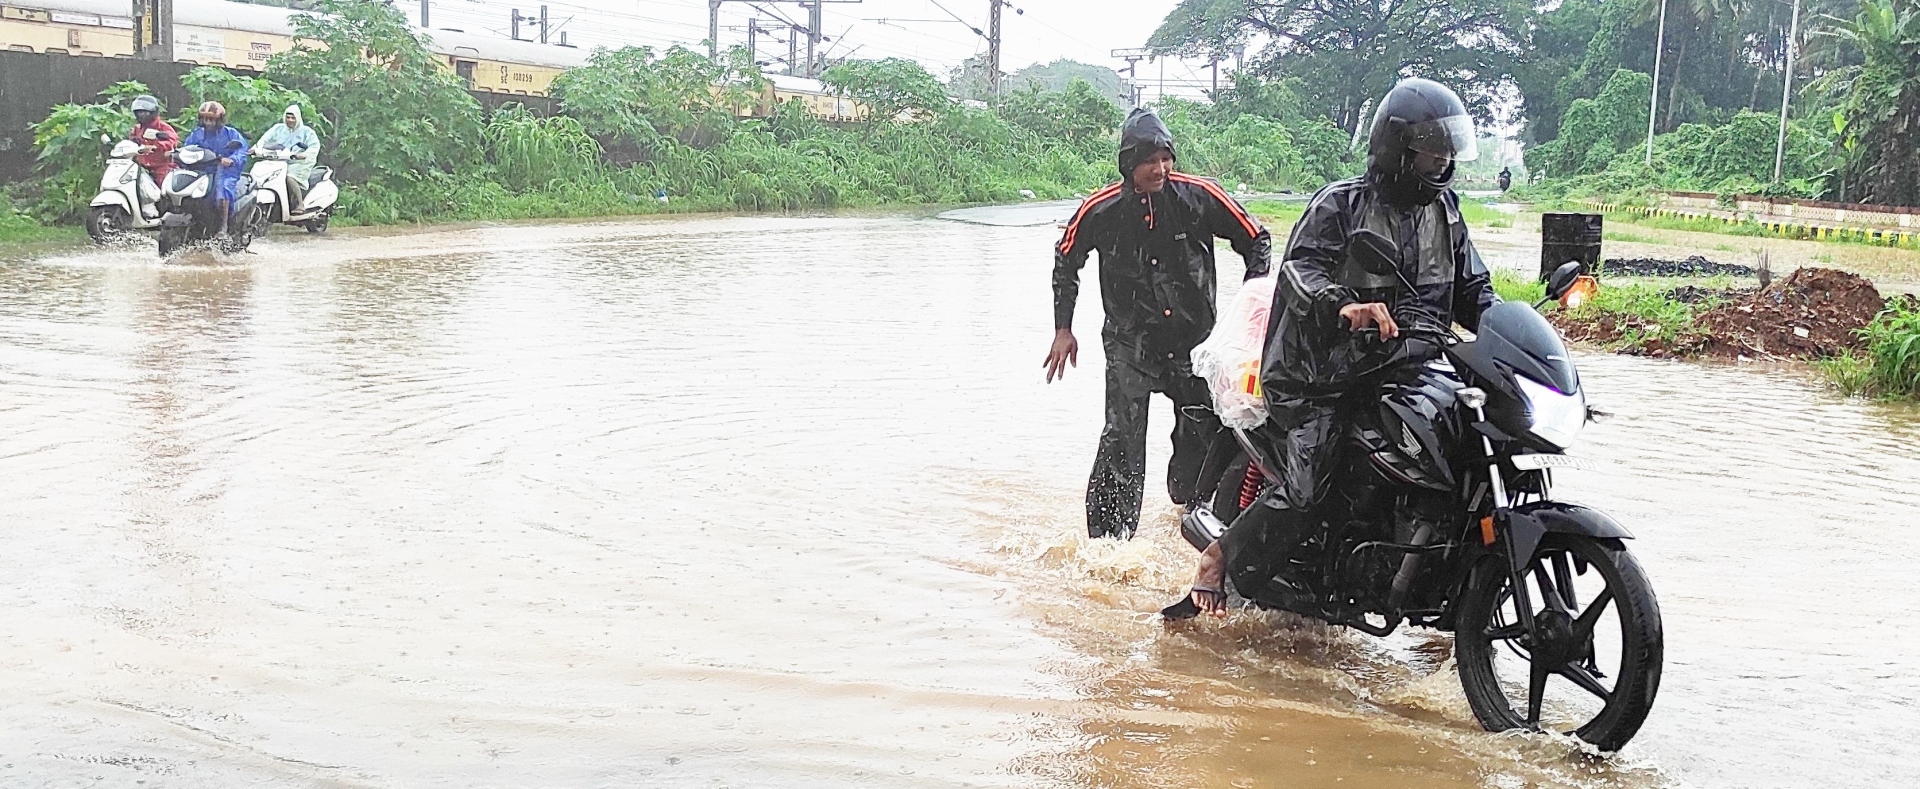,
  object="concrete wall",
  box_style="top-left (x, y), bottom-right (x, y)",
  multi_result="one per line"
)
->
top-left (0, 50), bottom-right (554, 183)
